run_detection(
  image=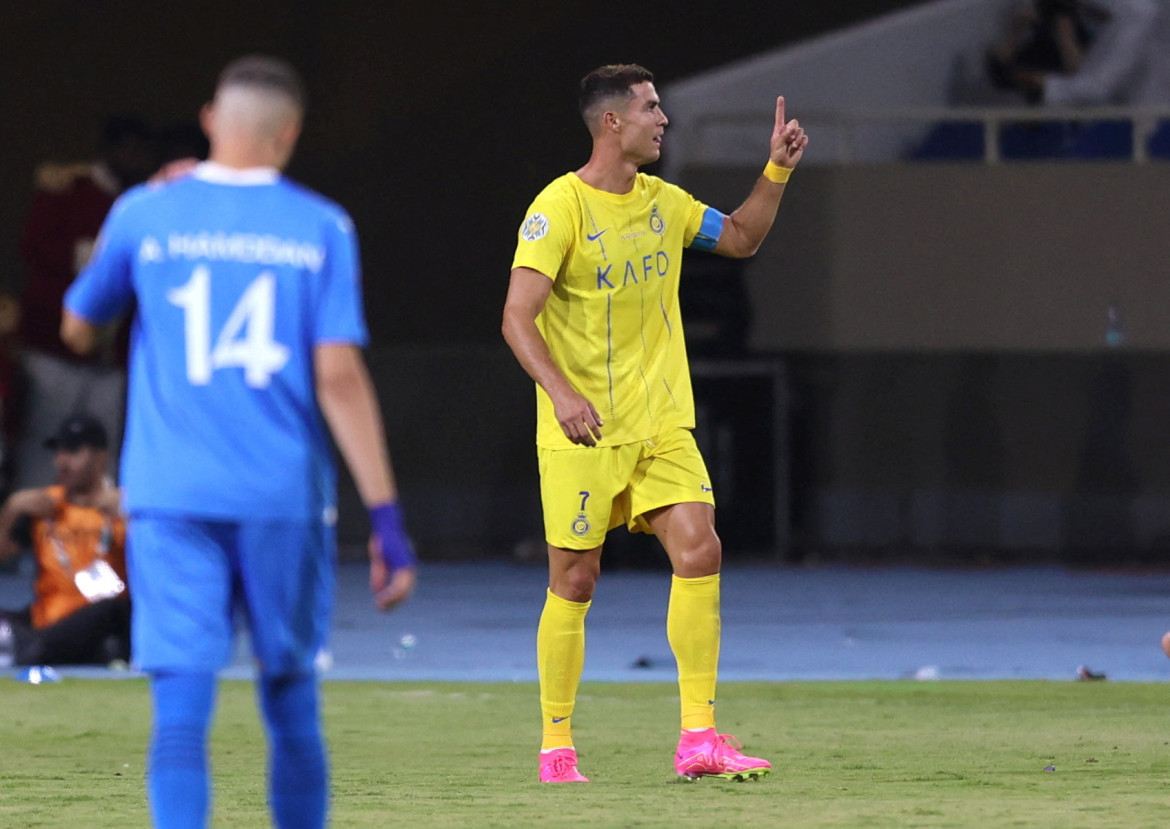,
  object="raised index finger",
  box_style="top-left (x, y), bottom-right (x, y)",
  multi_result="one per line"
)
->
top-left (775, 96), bottom-right (786, 131)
